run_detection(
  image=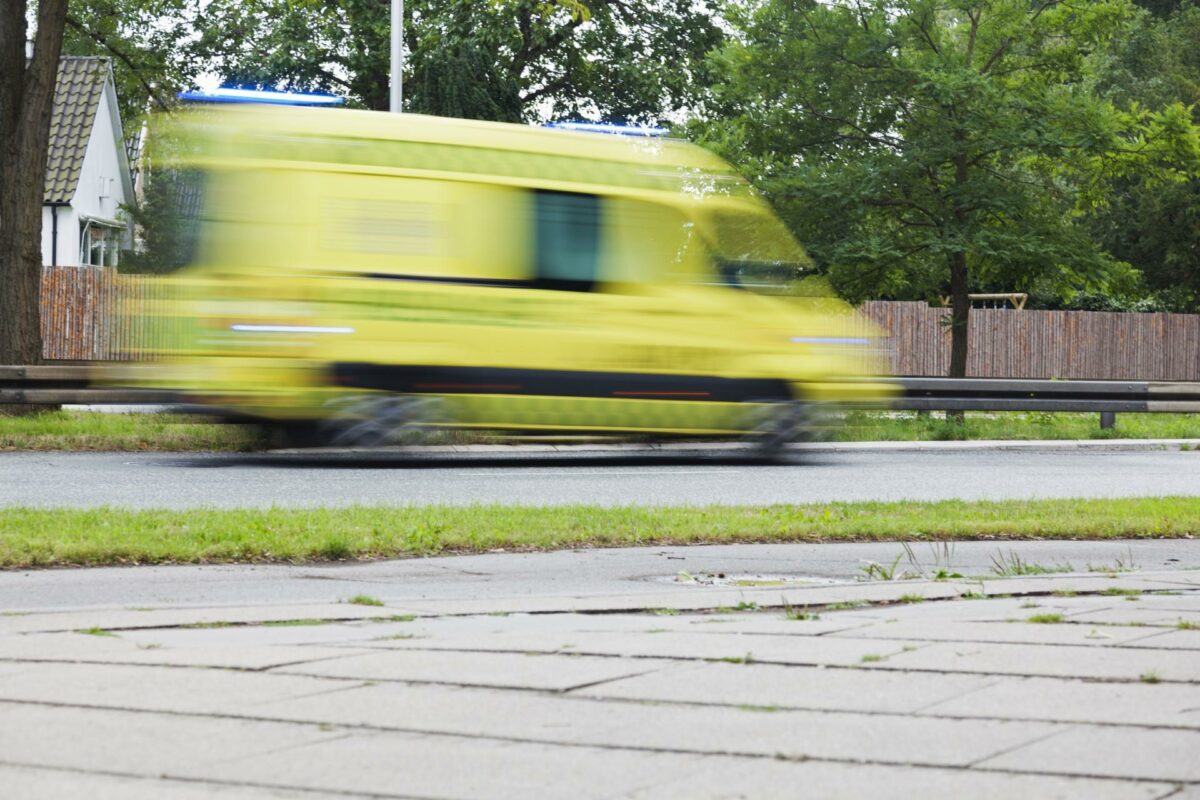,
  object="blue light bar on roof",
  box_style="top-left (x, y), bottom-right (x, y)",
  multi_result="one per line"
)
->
top-left (177, 88), bottom-right (345, 107)
top-left (544, 121), bottom-right (669, 137)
